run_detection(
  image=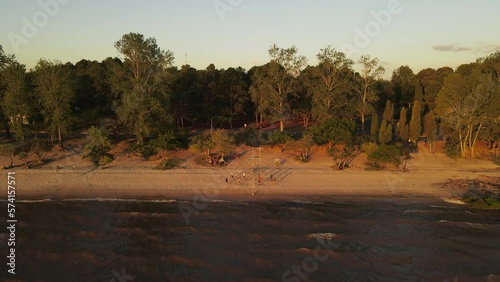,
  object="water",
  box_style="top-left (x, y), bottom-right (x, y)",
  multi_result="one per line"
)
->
top-left (1, 196), bottom-right (500, 281)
